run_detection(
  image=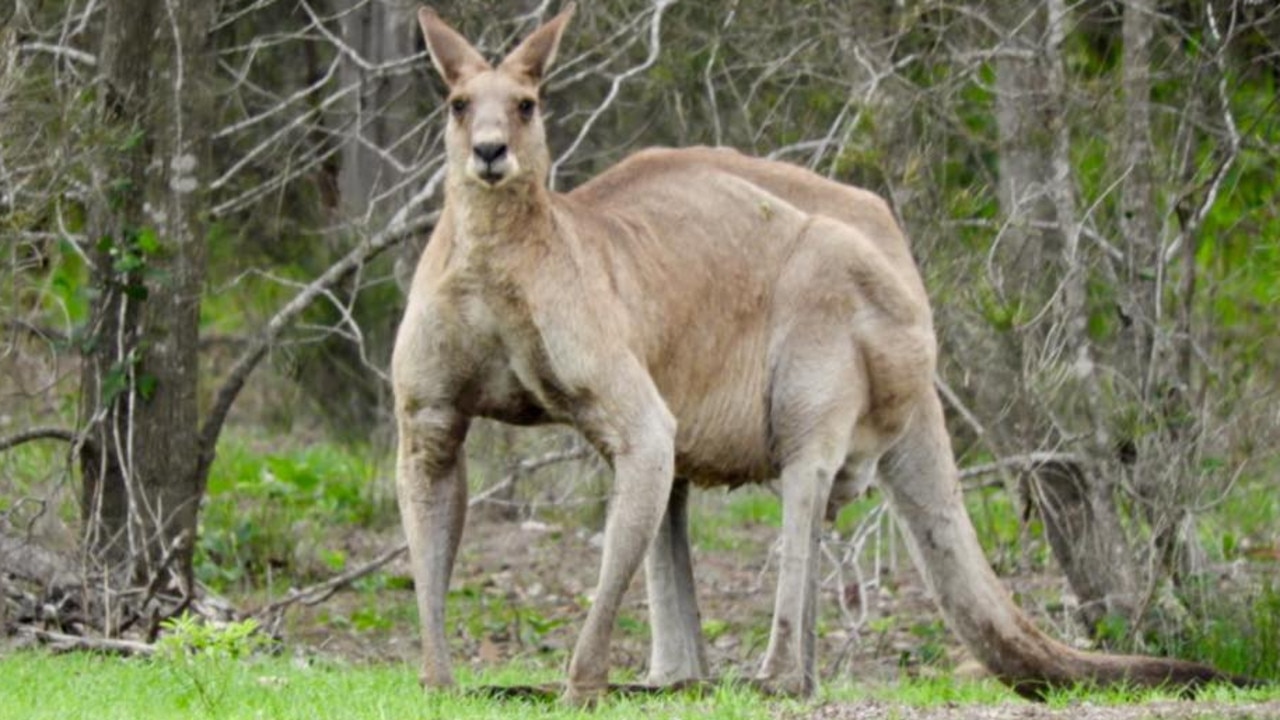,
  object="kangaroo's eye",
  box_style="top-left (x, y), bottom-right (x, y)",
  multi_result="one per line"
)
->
top-left (450, 97), bottom-right (469, 118)
top-left (516, 98), bottom-right (537, 121)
